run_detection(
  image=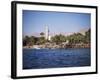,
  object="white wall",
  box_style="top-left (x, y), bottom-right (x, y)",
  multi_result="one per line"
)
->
top-left (0, 0), bottom-right (99, 80)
